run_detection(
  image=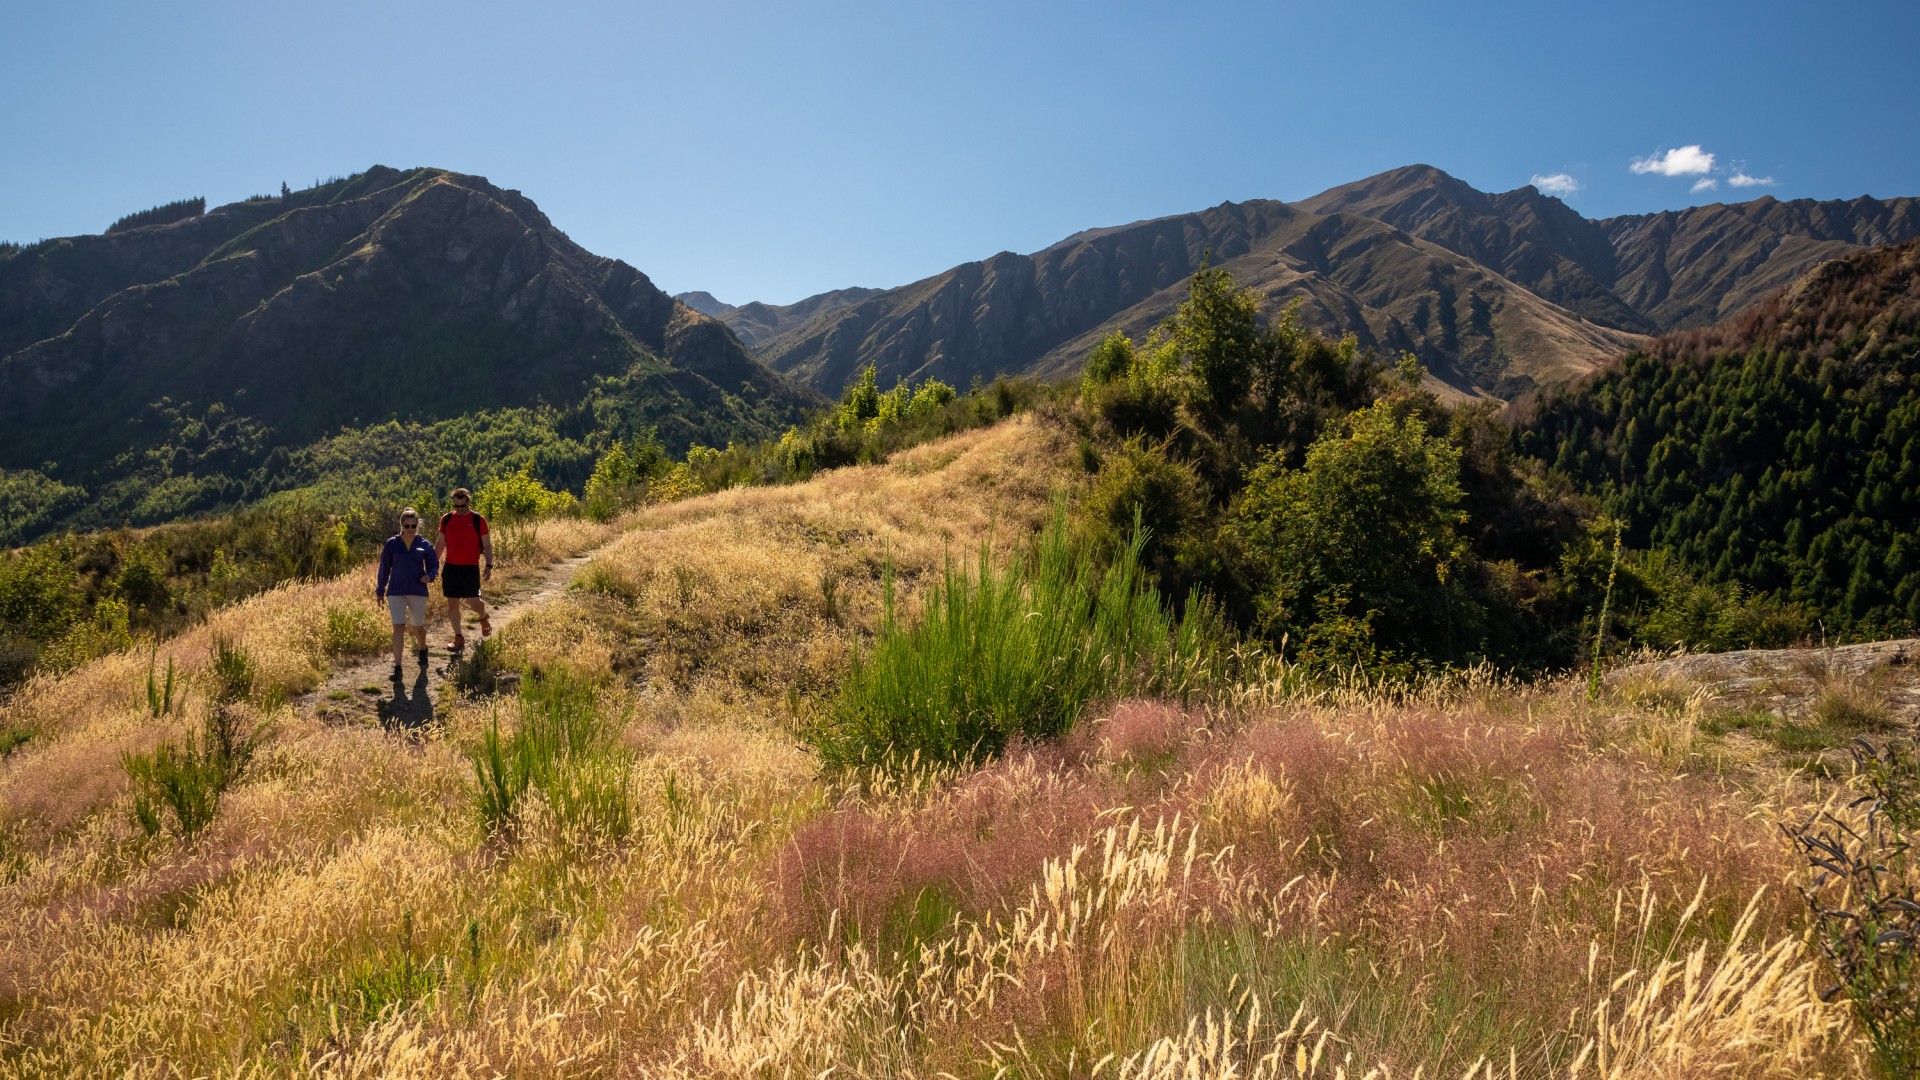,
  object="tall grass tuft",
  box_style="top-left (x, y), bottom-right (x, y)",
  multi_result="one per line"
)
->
top-left (453, 637), bottom-right (502, 695)
top-left (469, 671), bottom-right (633, 841)
top-left (814, 507), bottom-right (1206, 769)
top-left (145, 647), bottom-right (177, 717)
top-left (1588, 518), bottom-right (1623, 701)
